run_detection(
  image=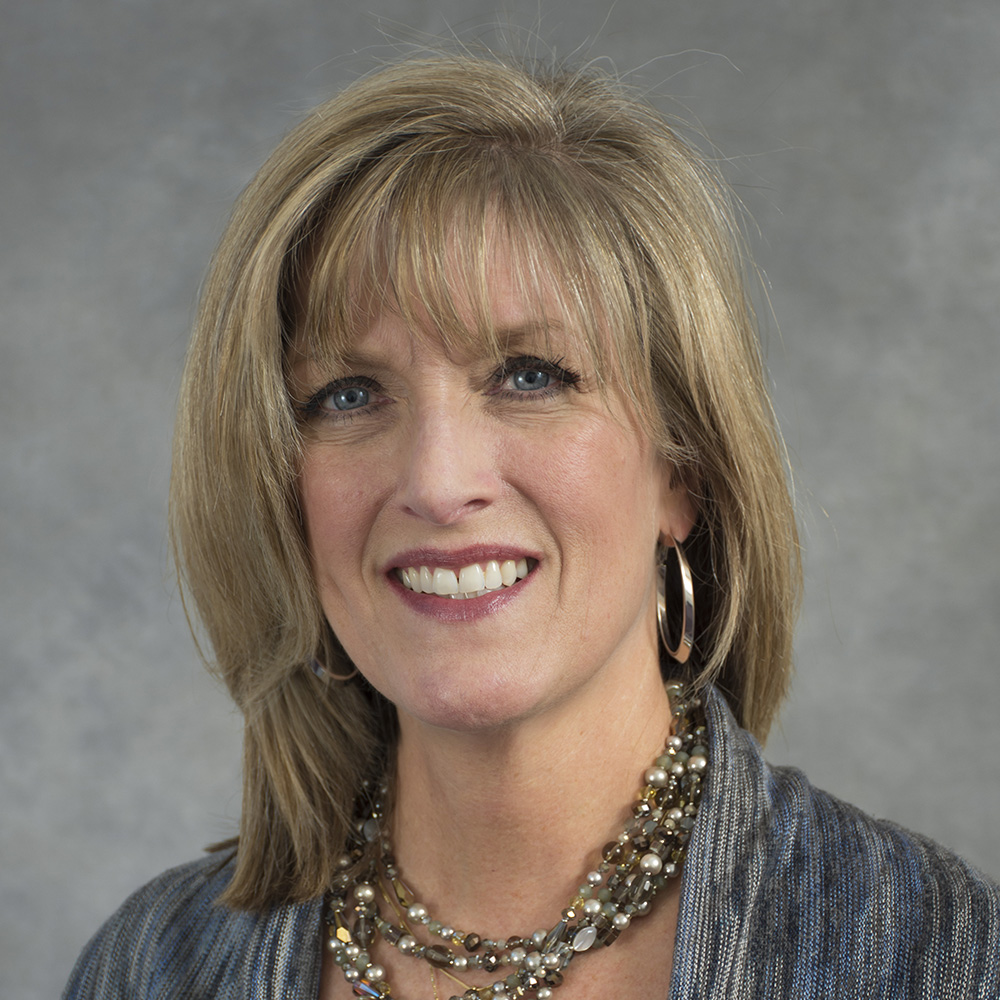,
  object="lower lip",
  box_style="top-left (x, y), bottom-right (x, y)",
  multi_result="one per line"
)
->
top-left (389, 572), bottom-right (532, 622)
